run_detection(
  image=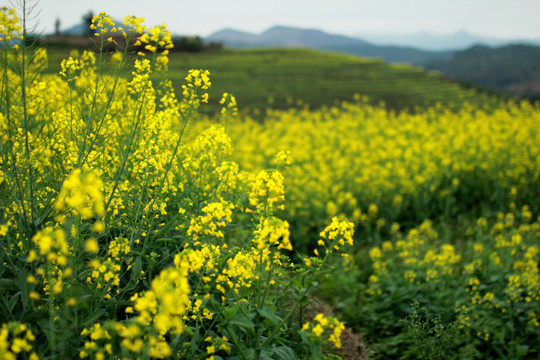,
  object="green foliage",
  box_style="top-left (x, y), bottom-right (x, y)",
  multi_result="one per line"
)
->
top-left (336, 208), bottom-right (540, 359)
top-left (401, 302), bottom-right (461, 360)
top-left (427, 44), bottom-right (540, 101)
